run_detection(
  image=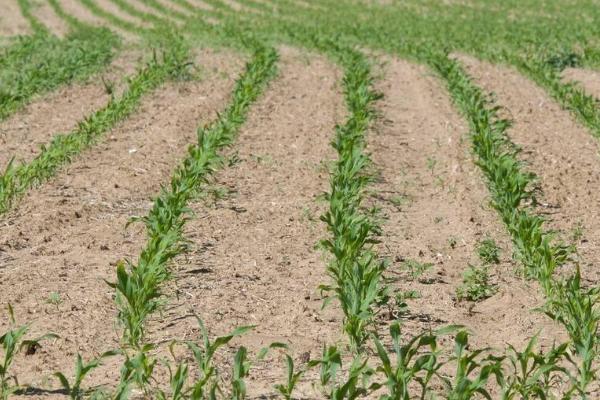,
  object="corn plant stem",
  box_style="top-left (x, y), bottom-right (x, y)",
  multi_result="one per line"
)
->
top-left (111, 39), bottom-right (278, 349)
top-left (0, 37), bottom-right (188, 214)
